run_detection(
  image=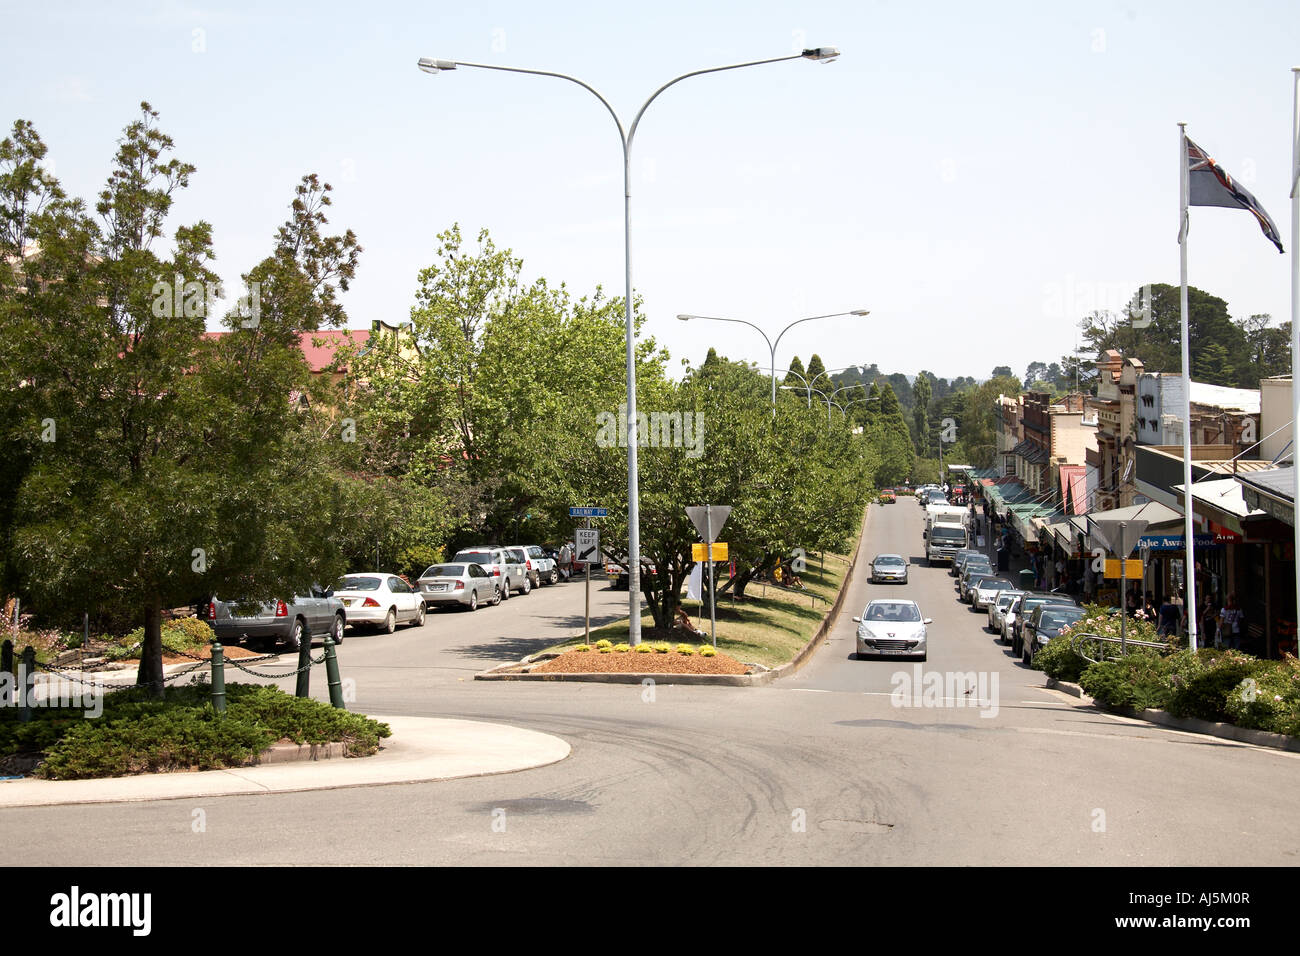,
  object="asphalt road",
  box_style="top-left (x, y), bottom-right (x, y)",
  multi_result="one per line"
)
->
top-left (8, 505), bottom-right (1300, 866)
